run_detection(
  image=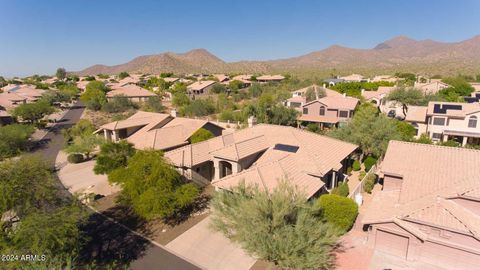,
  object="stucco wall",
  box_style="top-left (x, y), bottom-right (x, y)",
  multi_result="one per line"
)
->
top-left (382, 174), bottom-right (403, 191)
